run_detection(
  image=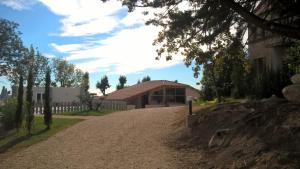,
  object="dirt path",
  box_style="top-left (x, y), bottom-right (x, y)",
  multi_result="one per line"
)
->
top-left (0, 107), bottom-right (186, 169)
